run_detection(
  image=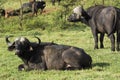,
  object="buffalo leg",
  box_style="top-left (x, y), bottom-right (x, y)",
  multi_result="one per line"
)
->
top-left (91, 29), bottom-right (98, 49)
top-left (116, 31), bottom-right (120, 51)
top-left (32, 1), bottom-right (38, 16)
top-left (57, 0), bottom-right (60, 5)
top-left (100, 33), bottom-right (104, 48)
top-left (65, 64), bottom-right (81, 70)
top-left (108, 34), bottom-right (115, 51)
top-left (40, 9), bottom-right (43, 14)
top-left (18, 64), bottom-right (25, 71)
top-left (63, 50), bottom-right (81, 70)
top-left (18, 64), bottom-right (32, 71)
top-left (18, 64), bottom-right (29, 71)
top-left (52, 0), bottom-right (55, 5)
